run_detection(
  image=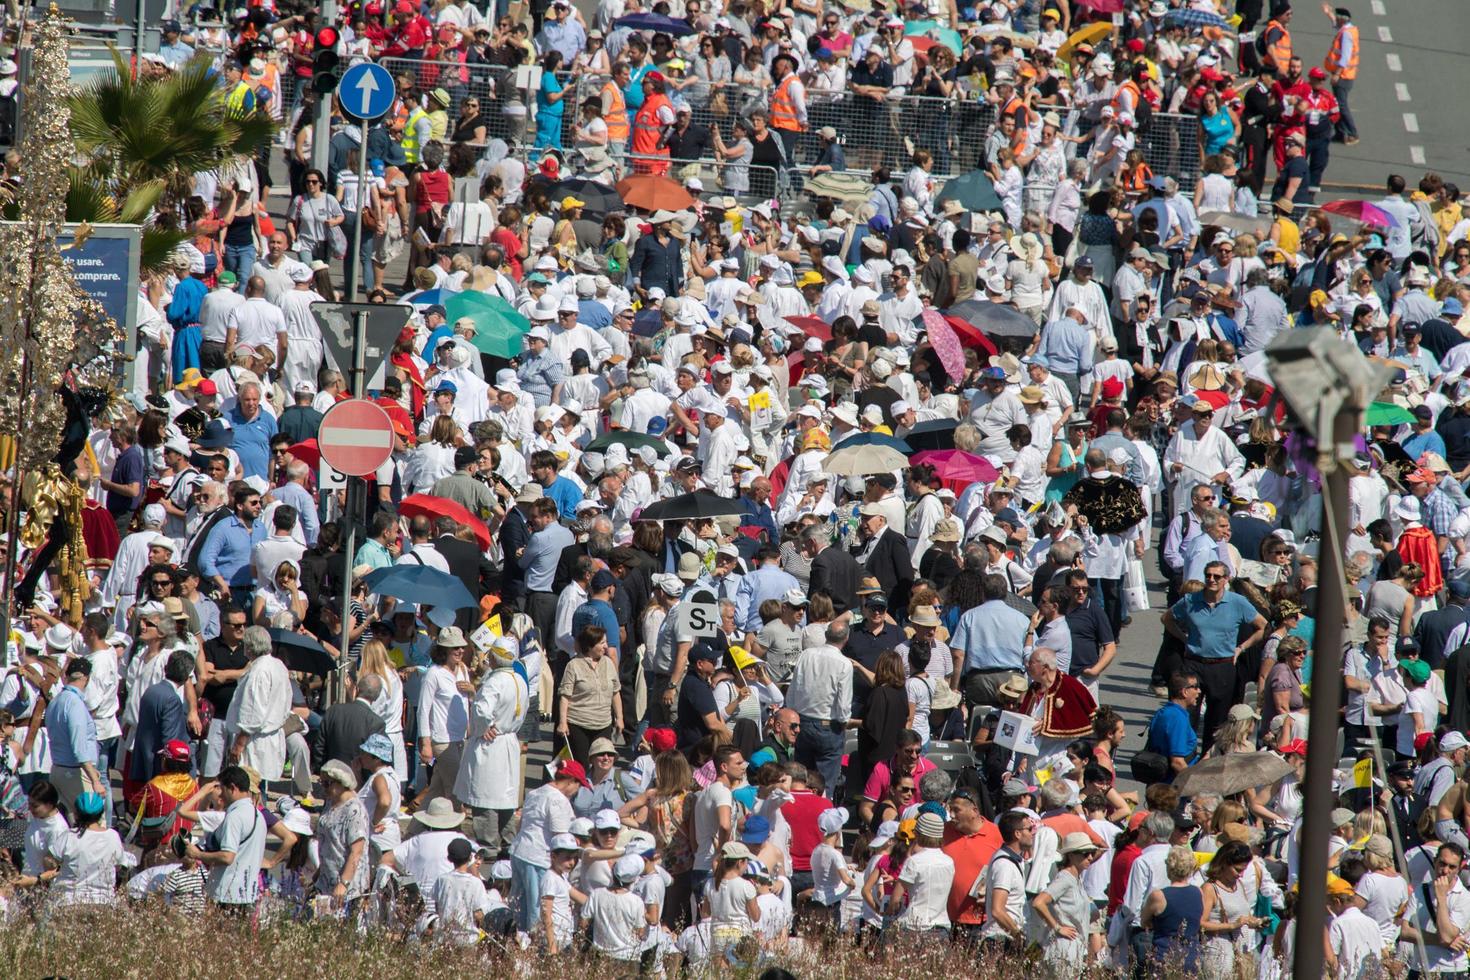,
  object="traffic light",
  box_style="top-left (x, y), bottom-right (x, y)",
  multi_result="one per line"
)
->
top-left (312, 27), bottom-right (341, 94)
